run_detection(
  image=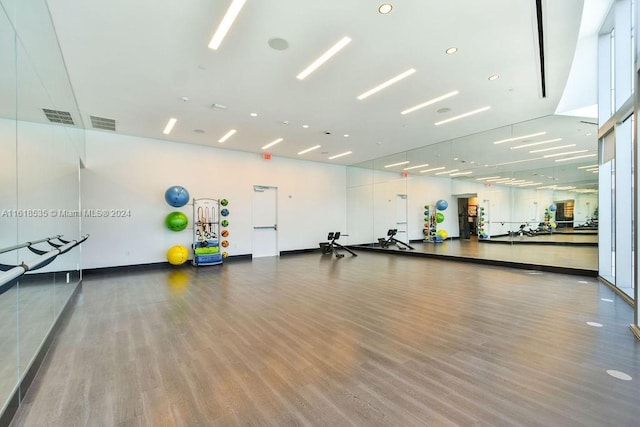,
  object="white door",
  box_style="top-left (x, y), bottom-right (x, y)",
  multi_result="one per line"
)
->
top-left (396, 194), bottom-right (408, 237)
top-left (252, 185), bottom-right (278, 257)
